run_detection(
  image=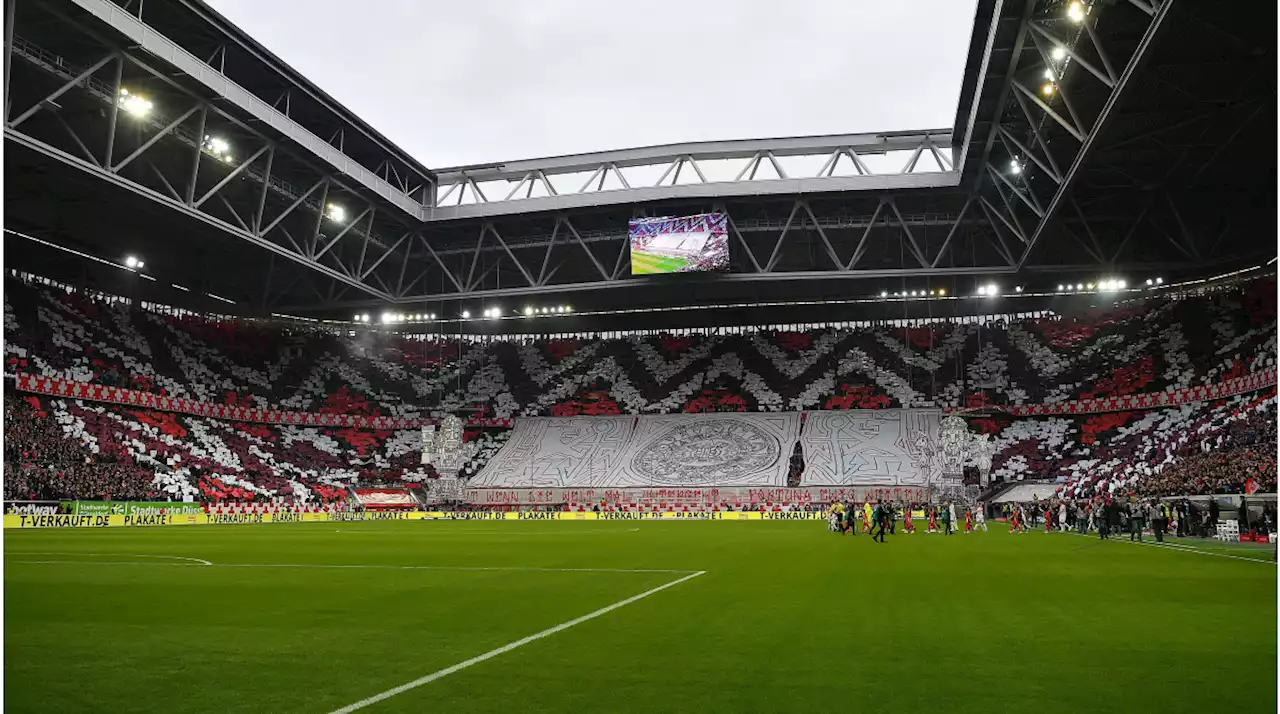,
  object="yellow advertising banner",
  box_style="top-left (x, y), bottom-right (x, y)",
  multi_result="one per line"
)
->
top-left (3, 509), bottom-right (814, 528)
